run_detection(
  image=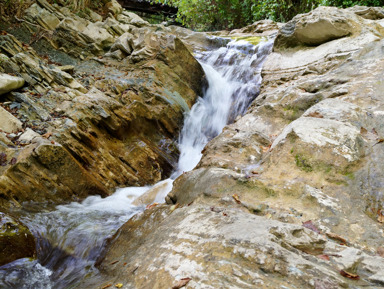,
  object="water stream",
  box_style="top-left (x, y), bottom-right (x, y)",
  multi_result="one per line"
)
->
top-left (0, 37), bottom-right (273, 289)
